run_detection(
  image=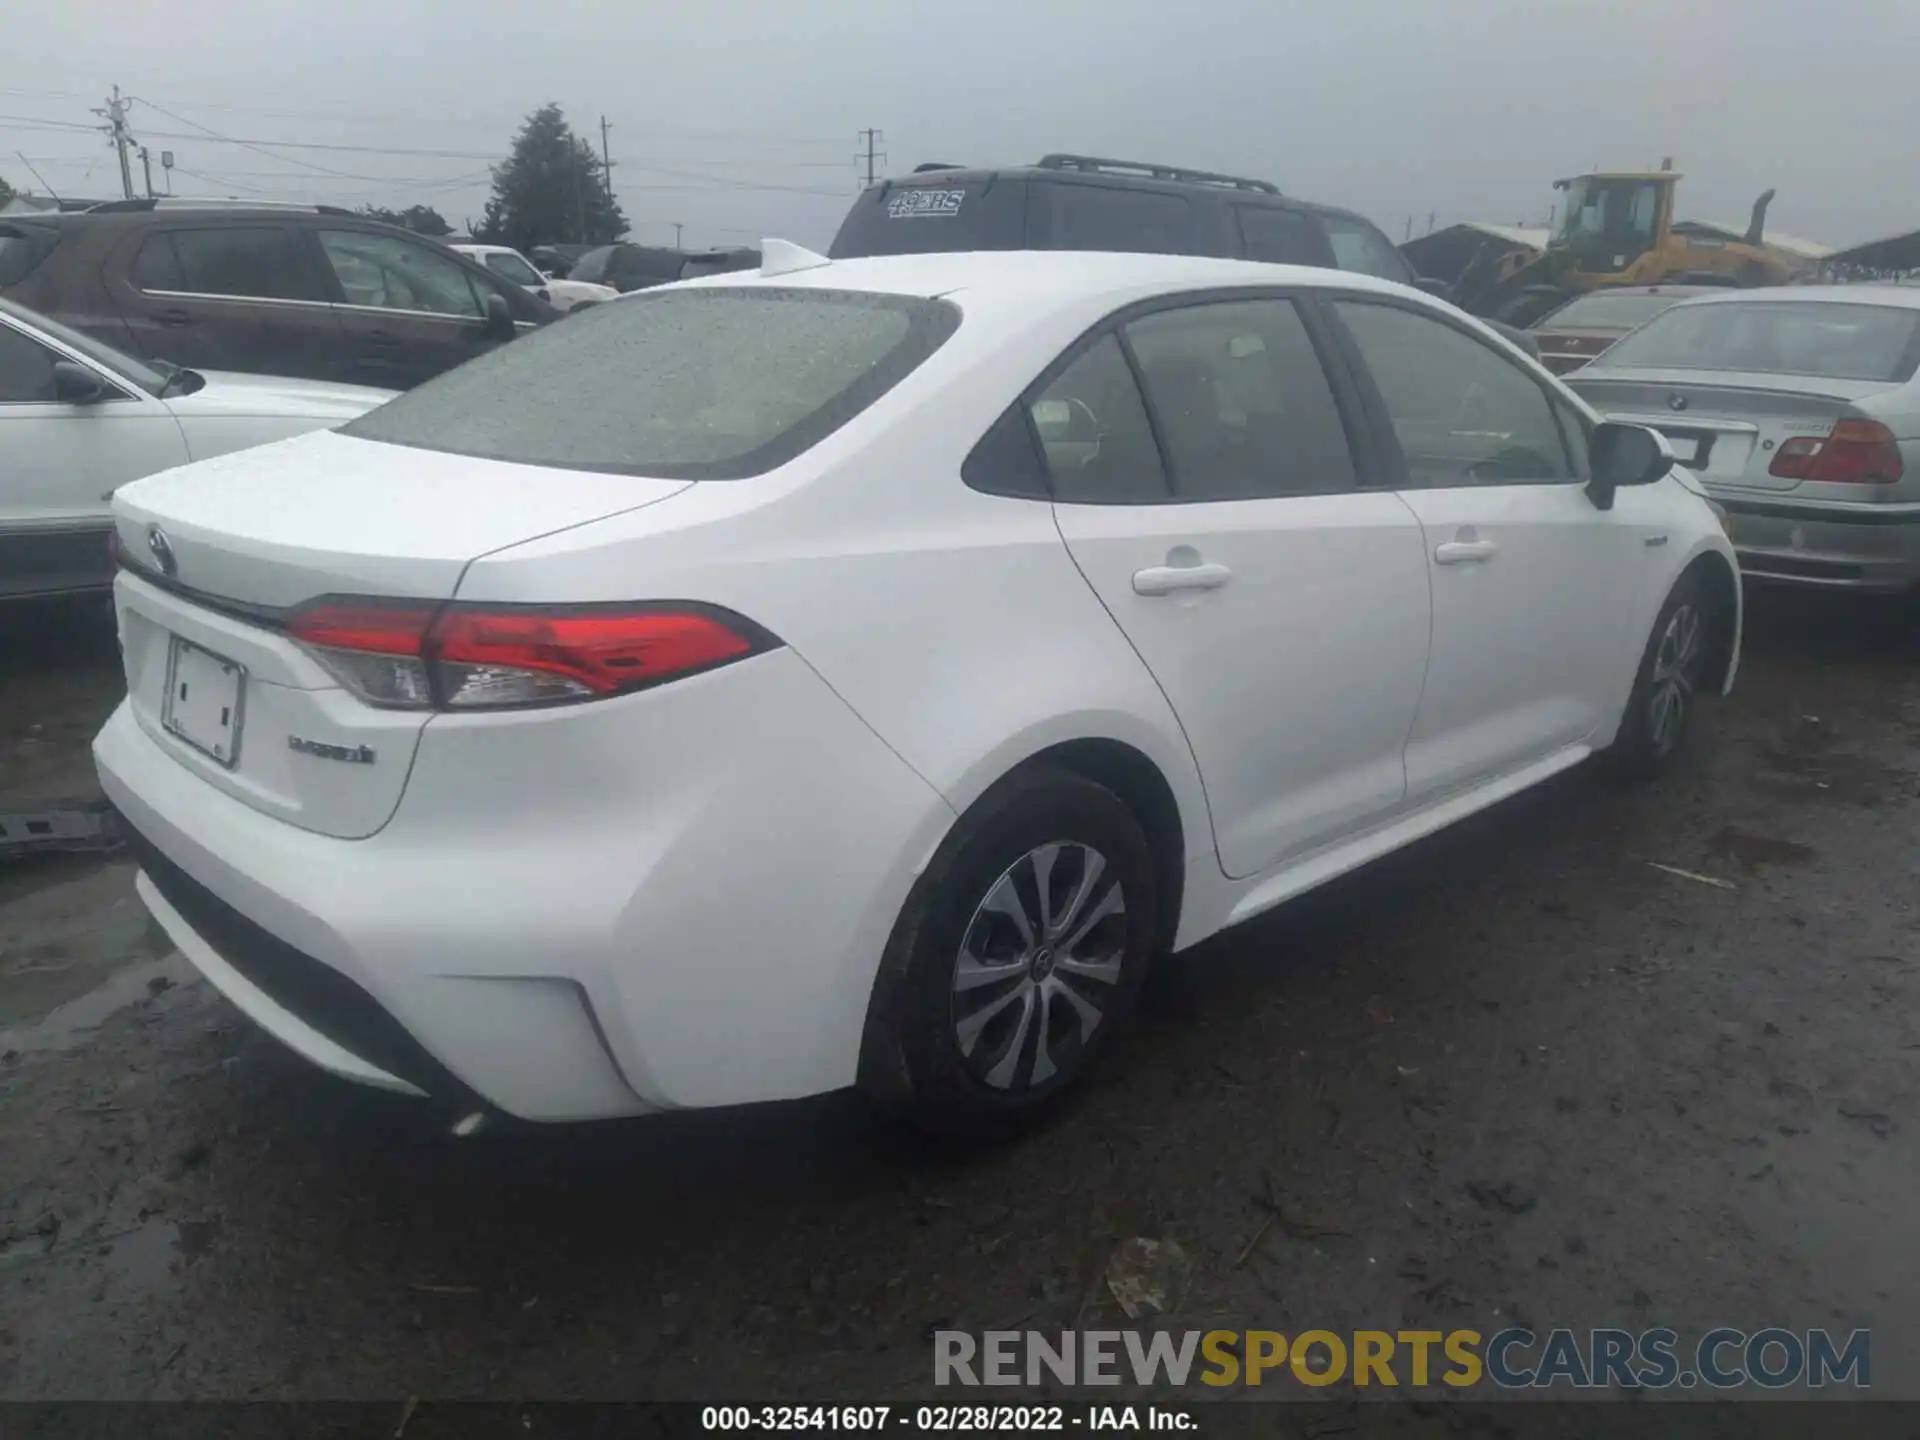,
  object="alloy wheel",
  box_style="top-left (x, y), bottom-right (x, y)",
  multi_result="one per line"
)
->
top-left (1647, 602), bottom-right (1703, 756)
top-left (949, 841), bottom-right (1128, 1093)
